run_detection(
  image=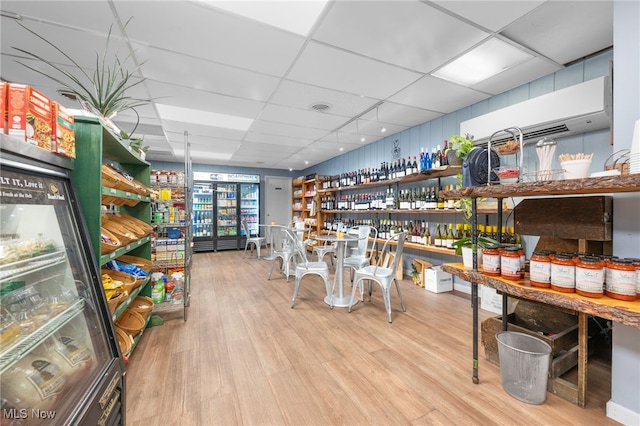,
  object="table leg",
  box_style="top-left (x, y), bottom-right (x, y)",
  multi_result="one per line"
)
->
top-left (472, 282), bottom-right (479, 384)
top-left (324, 241), bottom-right (358, 308)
